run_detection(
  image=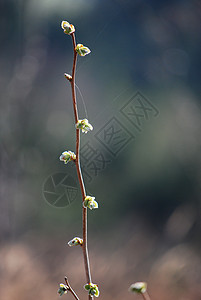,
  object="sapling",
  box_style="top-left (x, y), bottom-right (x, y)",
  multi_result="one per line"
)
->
top-left (57, 20), bottom-right (151, 300)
